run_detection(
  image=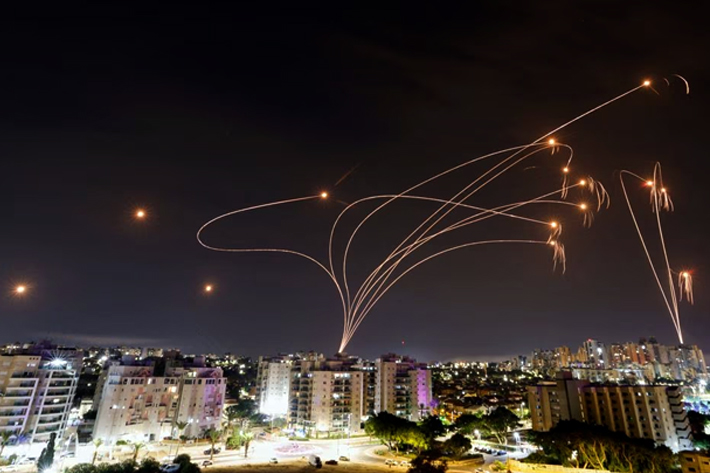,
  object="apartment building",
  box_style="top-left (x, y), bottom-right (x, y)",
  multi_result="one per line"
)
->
top-left (257, 352), bottom-right (432, 435)
top-left (93, 357), bottom-right (226, 443)
top-left (527, 372), bottom-right (692, 451)
top-left (375, 354), bottom-right (432, 421)
top-left (0, 342), bottom-right (82, 443)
